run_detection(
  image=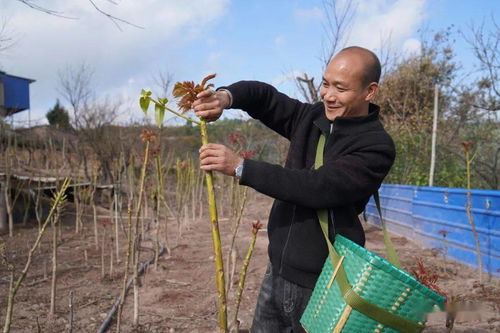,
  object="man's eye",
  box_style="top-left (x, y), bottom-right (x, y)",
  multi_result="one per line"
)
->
top-left (336, 86), bottom-right (346, 92)
top-left (322, 81), bottom-right (328, 87)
